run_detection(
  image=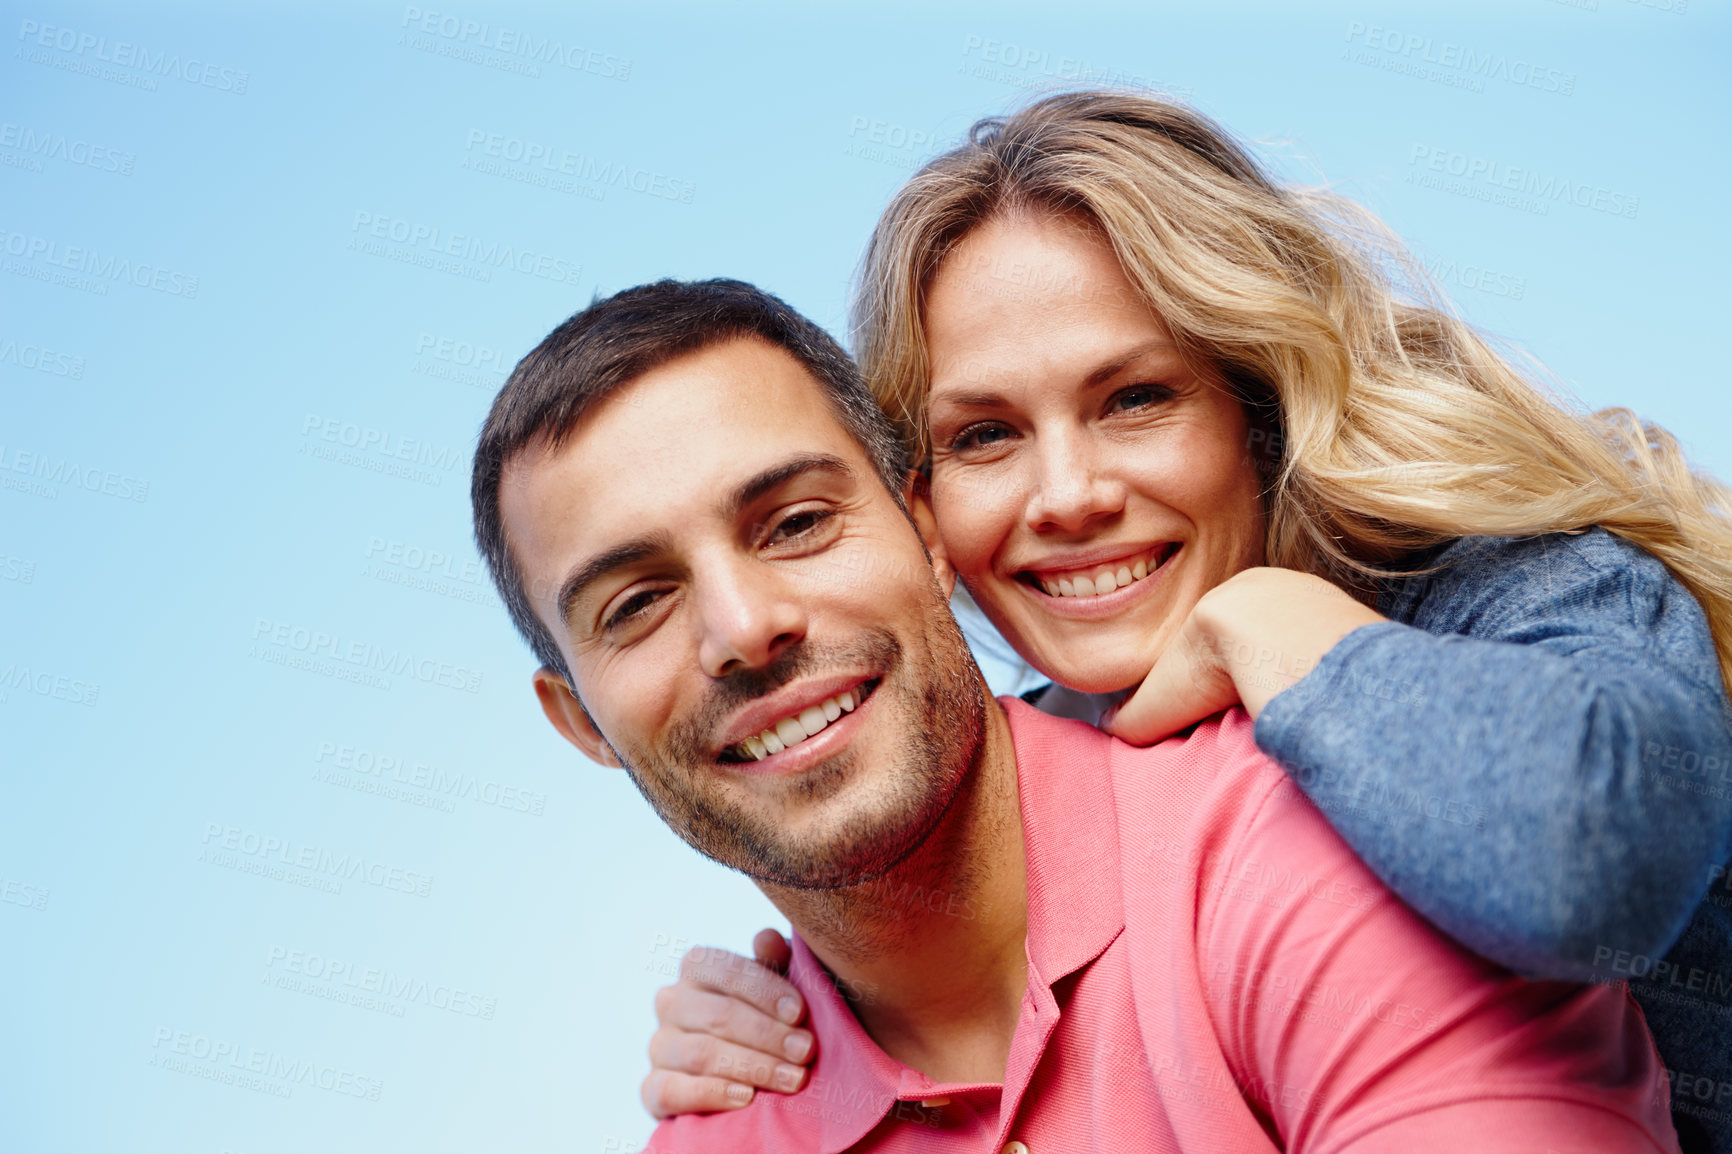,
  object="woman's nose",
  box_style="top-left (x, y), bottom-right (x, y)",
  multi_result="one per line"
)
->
top-left (1023, 433), bottom-right (1127, 534)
